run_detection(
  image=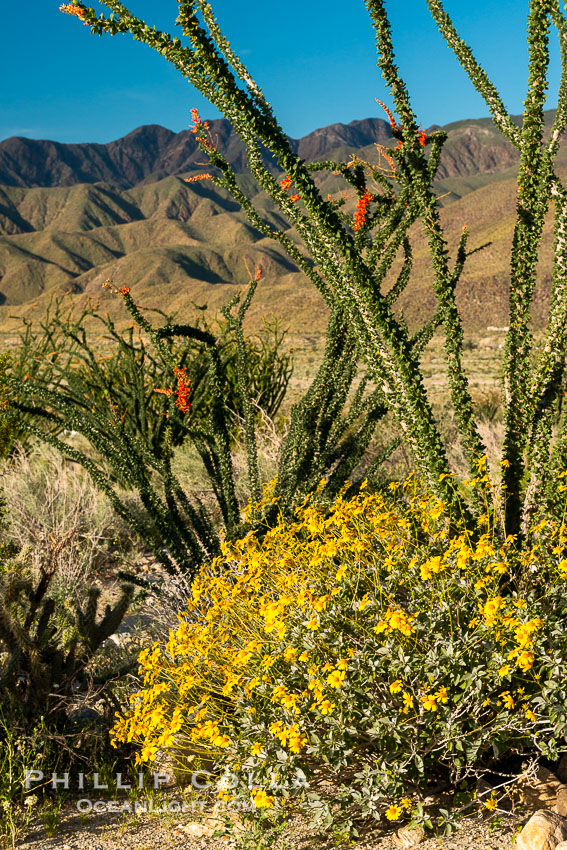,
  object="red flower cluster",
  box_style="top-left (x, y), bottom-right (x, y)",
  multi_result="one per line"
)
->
top-left (190, 108), bottom-right (203, 130)
top-left (119, 286), bottom-right (131, 295)
top-left (280, 175), bottom-right (300, 203)
top-left (173, 368), bottom-right (191, 413)
top-left (395, 129), bottom-right (427, 150)
top-left (184, 173), bottom-right (214, 184)
top-left (353, 191), bottom-right (373, 231)
top-left (189, 109), bottom-right (214, 150)
top-left (376, 99), bottom-right (400, 134)
top-left (59, 3), bottom-right (86, 19)
top-left (375, 100), bottom-right (427, 150)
